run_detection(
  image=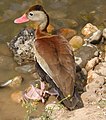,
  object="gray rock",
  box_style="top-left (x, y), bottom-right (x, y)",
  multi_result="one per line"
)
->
top-left (8, 28), bottom-right (35, 65)
top-left (15, 64), bottom-right (35, 73)
top-left (74, 45), bottom-right (98, 68)
top-left (87, 30), bottom-right (102, 44)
